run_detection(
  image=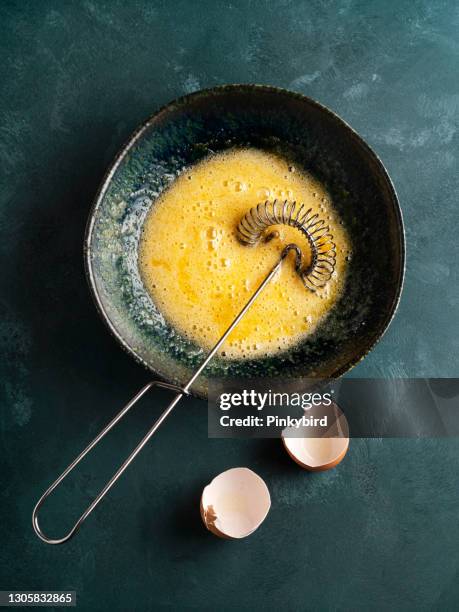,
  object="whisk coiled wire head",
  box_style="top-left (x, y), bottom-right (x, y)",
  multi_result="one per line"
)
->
top-left (237, 199), bottom-right (336, 291)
